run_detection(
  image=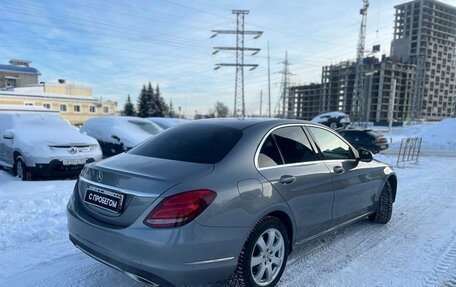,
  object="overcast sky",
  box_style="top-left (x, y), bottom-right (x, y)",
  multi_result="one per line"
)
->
top-left (1, 0), bottom-right (455, 117)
